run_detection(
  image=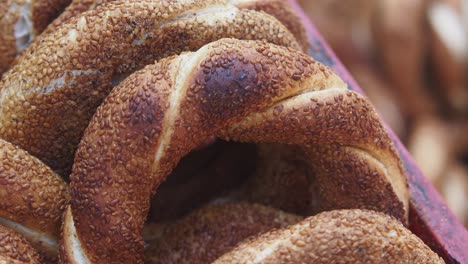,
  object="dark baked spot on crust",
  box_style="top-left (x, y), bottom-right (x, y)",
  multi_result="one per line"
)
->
top-left (197, 53), bottom-right (260, 123)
